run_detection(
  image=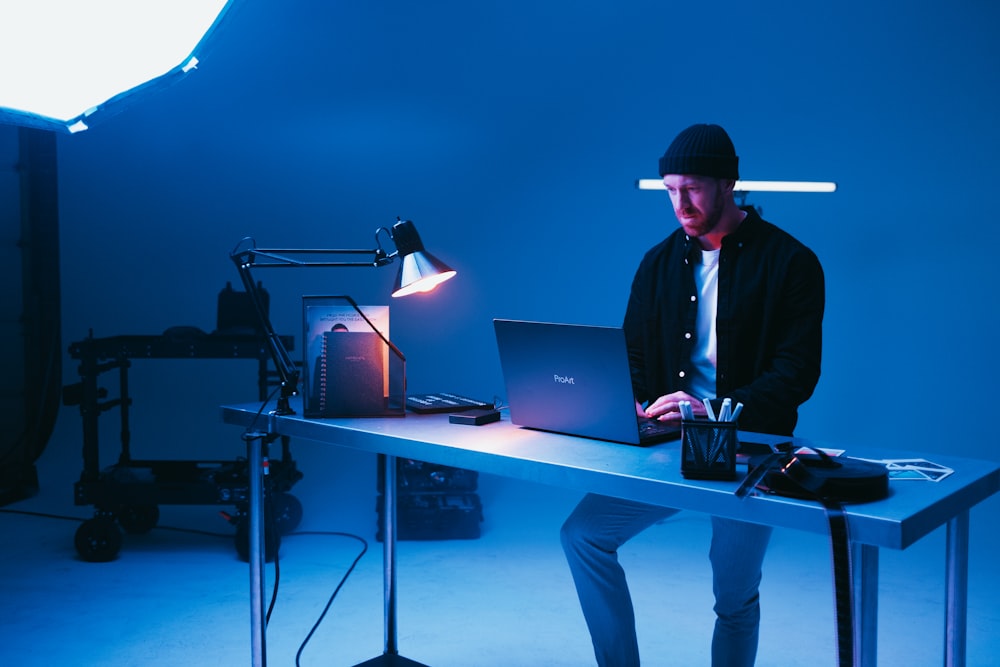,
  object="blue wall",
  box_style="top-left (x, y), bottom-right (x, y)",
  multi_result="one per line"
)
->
top-left (51, 0), bottom-right (999, 481)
